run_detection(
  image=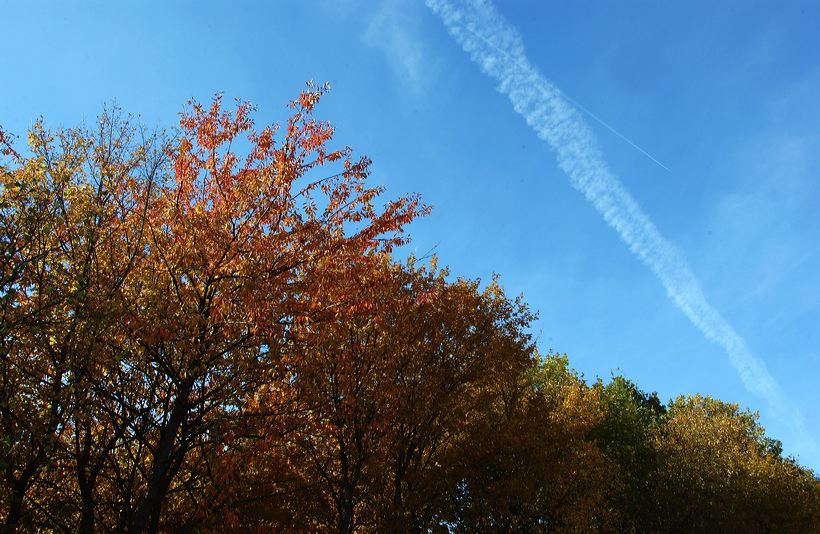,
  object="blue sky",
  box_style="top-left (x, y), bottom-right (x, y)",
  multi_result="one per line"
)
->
top-left (2, 0), bottom-right (818, 469)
